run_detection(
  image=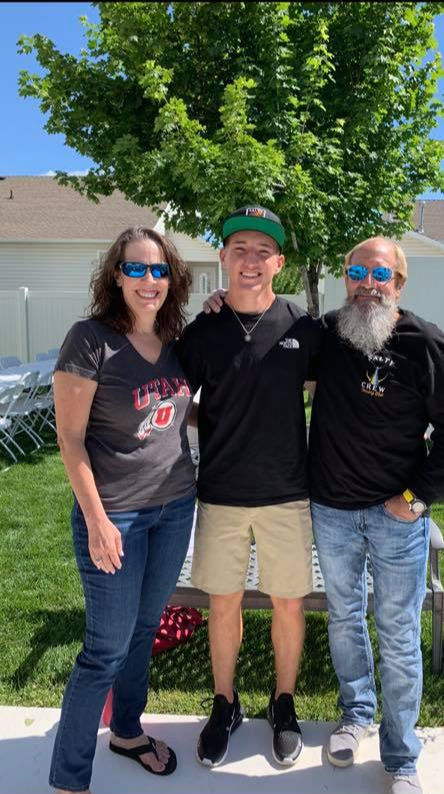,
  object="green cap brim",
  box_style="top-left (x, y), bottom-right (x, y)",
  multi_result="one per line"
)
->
top-left (222, 216), bottom-right (285, 248)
